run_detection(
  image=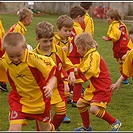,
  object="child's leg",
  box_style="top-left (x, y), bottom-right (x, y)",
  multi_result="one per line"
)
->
top-left (51, 101), bottom-right (66, 130)
top-left (37, 121), bottom-right (55, 131)
top-left (9, 124), bottom-right (22, 131)
top-left (75, 99), bottom-right (91, 129)
top-left (90, 103), bottom-right (121, 131)
top-left (72, 83), bottom-right (82, 106)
